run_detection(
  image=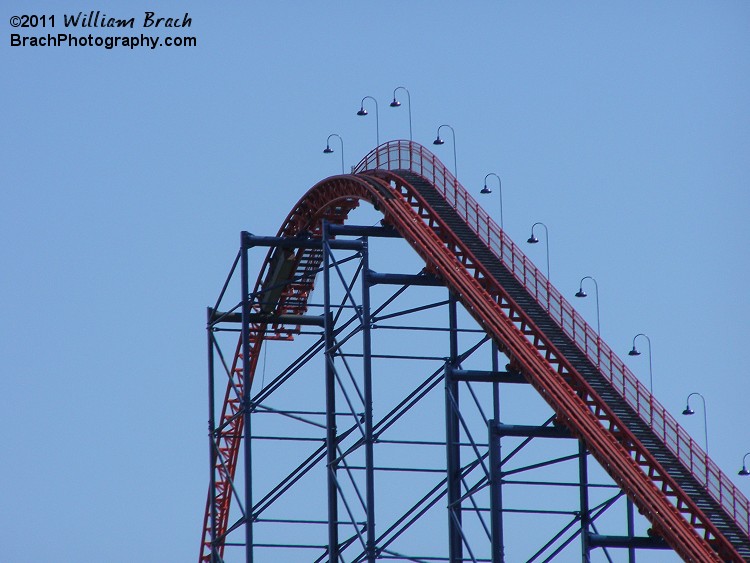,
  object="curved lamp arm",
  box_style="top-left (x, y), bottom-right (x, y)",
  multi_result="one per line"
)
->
top-left (357, 96), bottom-right (380, 147)
top-left (323, 133), bottom-right (345, 174)
top-left (390, 86), bottom-right (412, 141)
top-left (433, 124), bottom-right (457, 178)
top-left (527, 222), bottom-right (550, 280)
top-left (481, 173), bottom-right (503, 230)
